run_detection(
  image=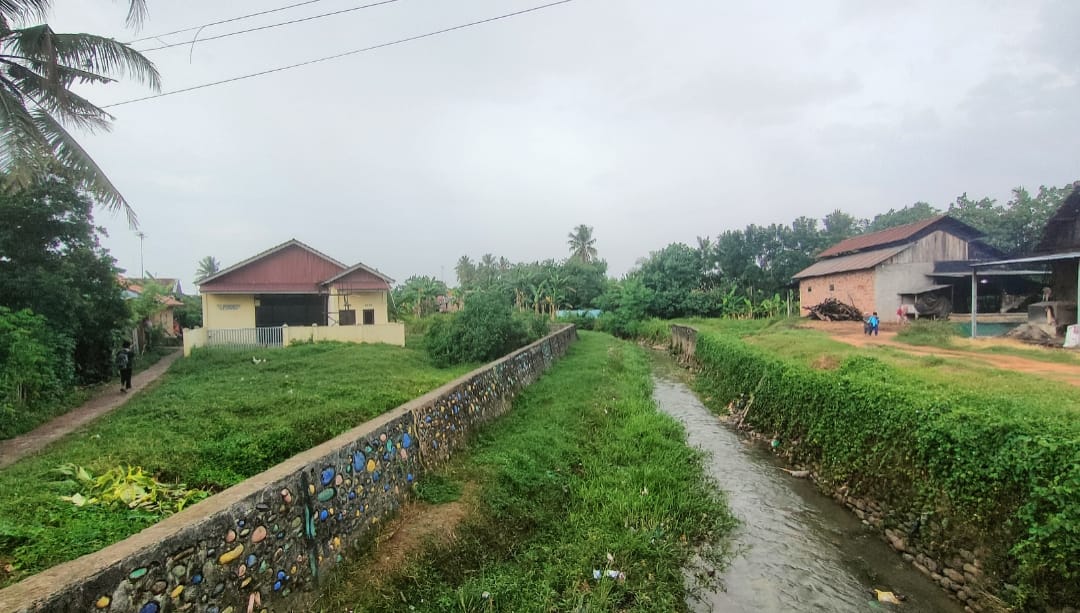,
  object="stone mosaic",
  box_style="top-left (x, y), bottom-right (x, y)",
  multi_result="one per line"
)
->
top-left (1, 326), bottom-right (577, 613)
